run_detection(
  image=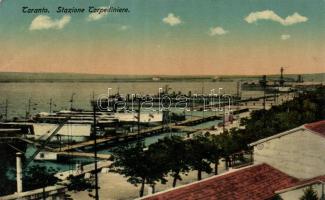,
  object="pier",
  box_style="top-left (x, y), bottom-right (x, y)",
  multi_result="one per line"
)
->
top-left (57, 152), bottom-right (110, 159)
top-left (53, 114), bottom-right (223, 152)
top-left (55, 160), bottom-right (112, 180)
